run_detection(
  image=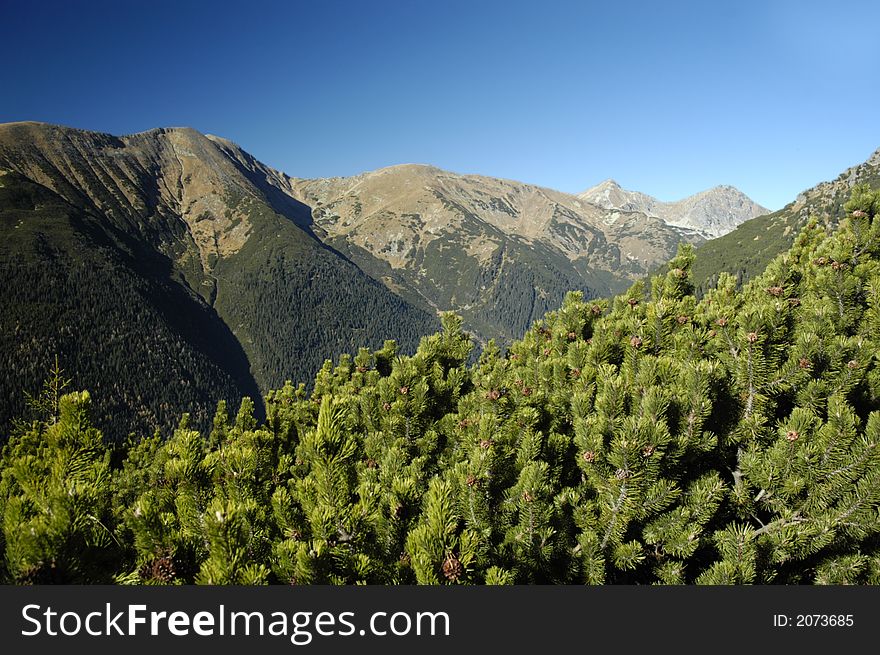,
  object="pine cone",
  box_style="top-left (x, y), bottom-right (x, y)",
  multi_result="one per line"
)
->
top-left (582, 451), bottom-right (596, 463)
top-left (479, 439), bottom-right (492, 450)
top-left (399, 386), bottom-right (410, 395)
top-left (847, 360), bottom-right (860, 370)
top-left (798, 358), bottom-right (811, 370)
top-left (676, 315), bottom-right (690, 325)
top-left (786, 430), bottom-right (799, 442)
top-left (747, 332), bottom-right (758, 343)
top-left (627, 298), bottom-right (639, 308)
top-left (567, 331), bottom-right (578, 341)
top-left (442, 554), bottom-right (463, 581)
top-left (591, 305), bottom-right (602, 316)
top-left (630, 336), bottom-right (643, 349)
top-left (139, 555), bottom-right (176, 584)
top-left (766, 286), bottom-right (784, 297)
top-left (716, 317), bottom-right (728, 327)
